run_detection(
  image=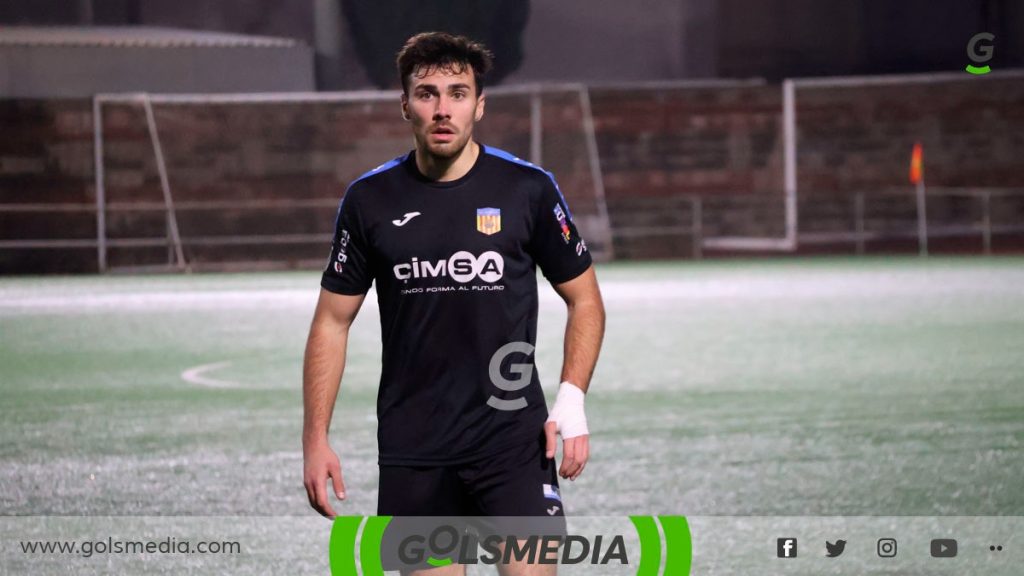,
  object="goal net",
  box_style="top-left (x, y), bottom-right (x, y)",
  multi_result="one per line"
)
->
top-left (94, 86), bottom-right (613, 273)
